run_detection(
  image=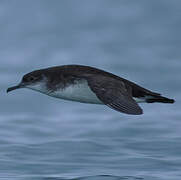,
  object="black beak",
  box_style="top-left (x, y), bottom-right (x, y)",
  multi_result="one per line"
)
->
top-left (7, 84), bottom-right (23, 93)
